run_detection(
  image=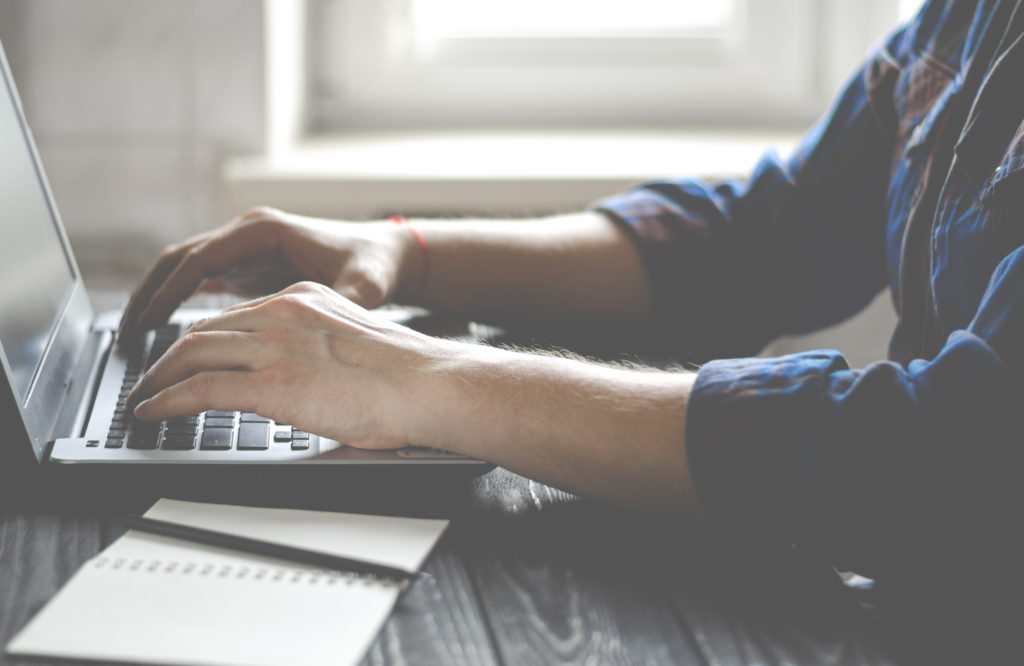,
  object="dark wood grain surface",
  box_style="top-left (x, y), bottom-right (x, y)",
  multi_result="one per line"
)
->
top-left (0, 448), bottom-right (904, 666)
